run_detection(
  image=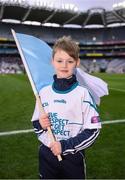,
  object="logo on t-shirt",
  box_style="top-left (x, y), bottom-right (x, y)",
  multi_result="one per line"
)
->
top-left (54, 99), bottom-right (66, 104)
top-left (42, 102), bottom-right (49, 107)
top-left (91, 116), bottom-right (100, 123)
